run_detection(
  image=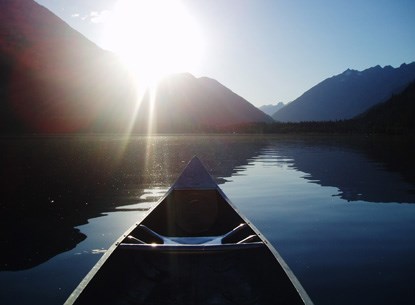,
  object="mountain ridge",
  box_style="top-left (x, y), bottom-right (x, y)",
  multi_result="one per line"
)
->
top-left (355, 81), bottom-right (415, 133)
top-left (133, 73), bottom-right (273, 133)
top-left (259, 102), bottom-right (285, 116)
top-left (272, 62), bottom-right (415, 122)
top-left (0, 0), bottom-right (272, 134)
top-left (0, 0), bottom-right (137, 133)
